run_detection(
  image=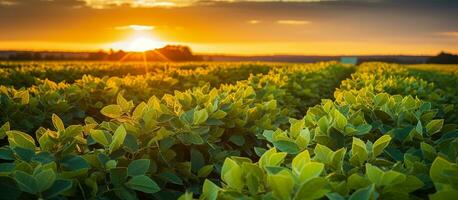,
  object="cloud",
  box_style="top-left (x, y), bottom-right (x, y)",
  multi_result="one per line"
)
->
top-left (277, 20), bottom-right (310, 25)
top-left (82, 0), bottom-right (197, 8)
top-left (115, 25), bottom-right (155, 31)
top-left (247, 20), bottom-right (261, 24)
top-left (0, 0), bottom-right (18, 6)
top-left (438, 32), bottom-right (458, 37)
top-left (82, 0), bottom-right (334, 8)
